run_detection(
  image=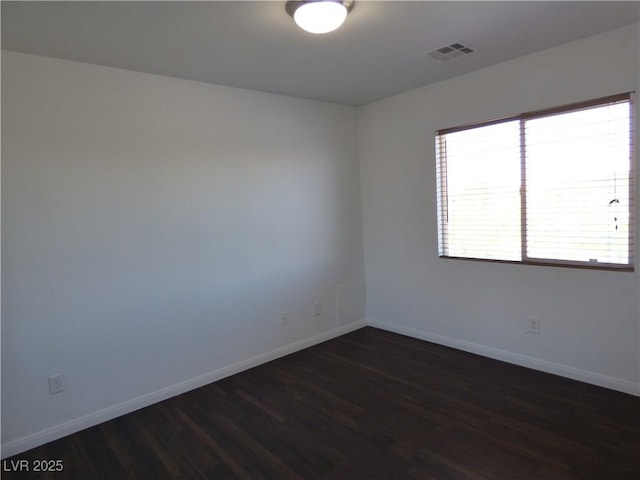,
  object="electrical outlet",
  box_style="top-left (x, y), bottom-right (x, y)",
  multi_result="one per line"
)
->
top-left (48, 374), bottom-right (65, 395)
top-left (527, 316), bottom-right (540, 334)
top-left (313, 302), bottom-right (321, 316)
top-left (280, 312), bottom-right (288, 326)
